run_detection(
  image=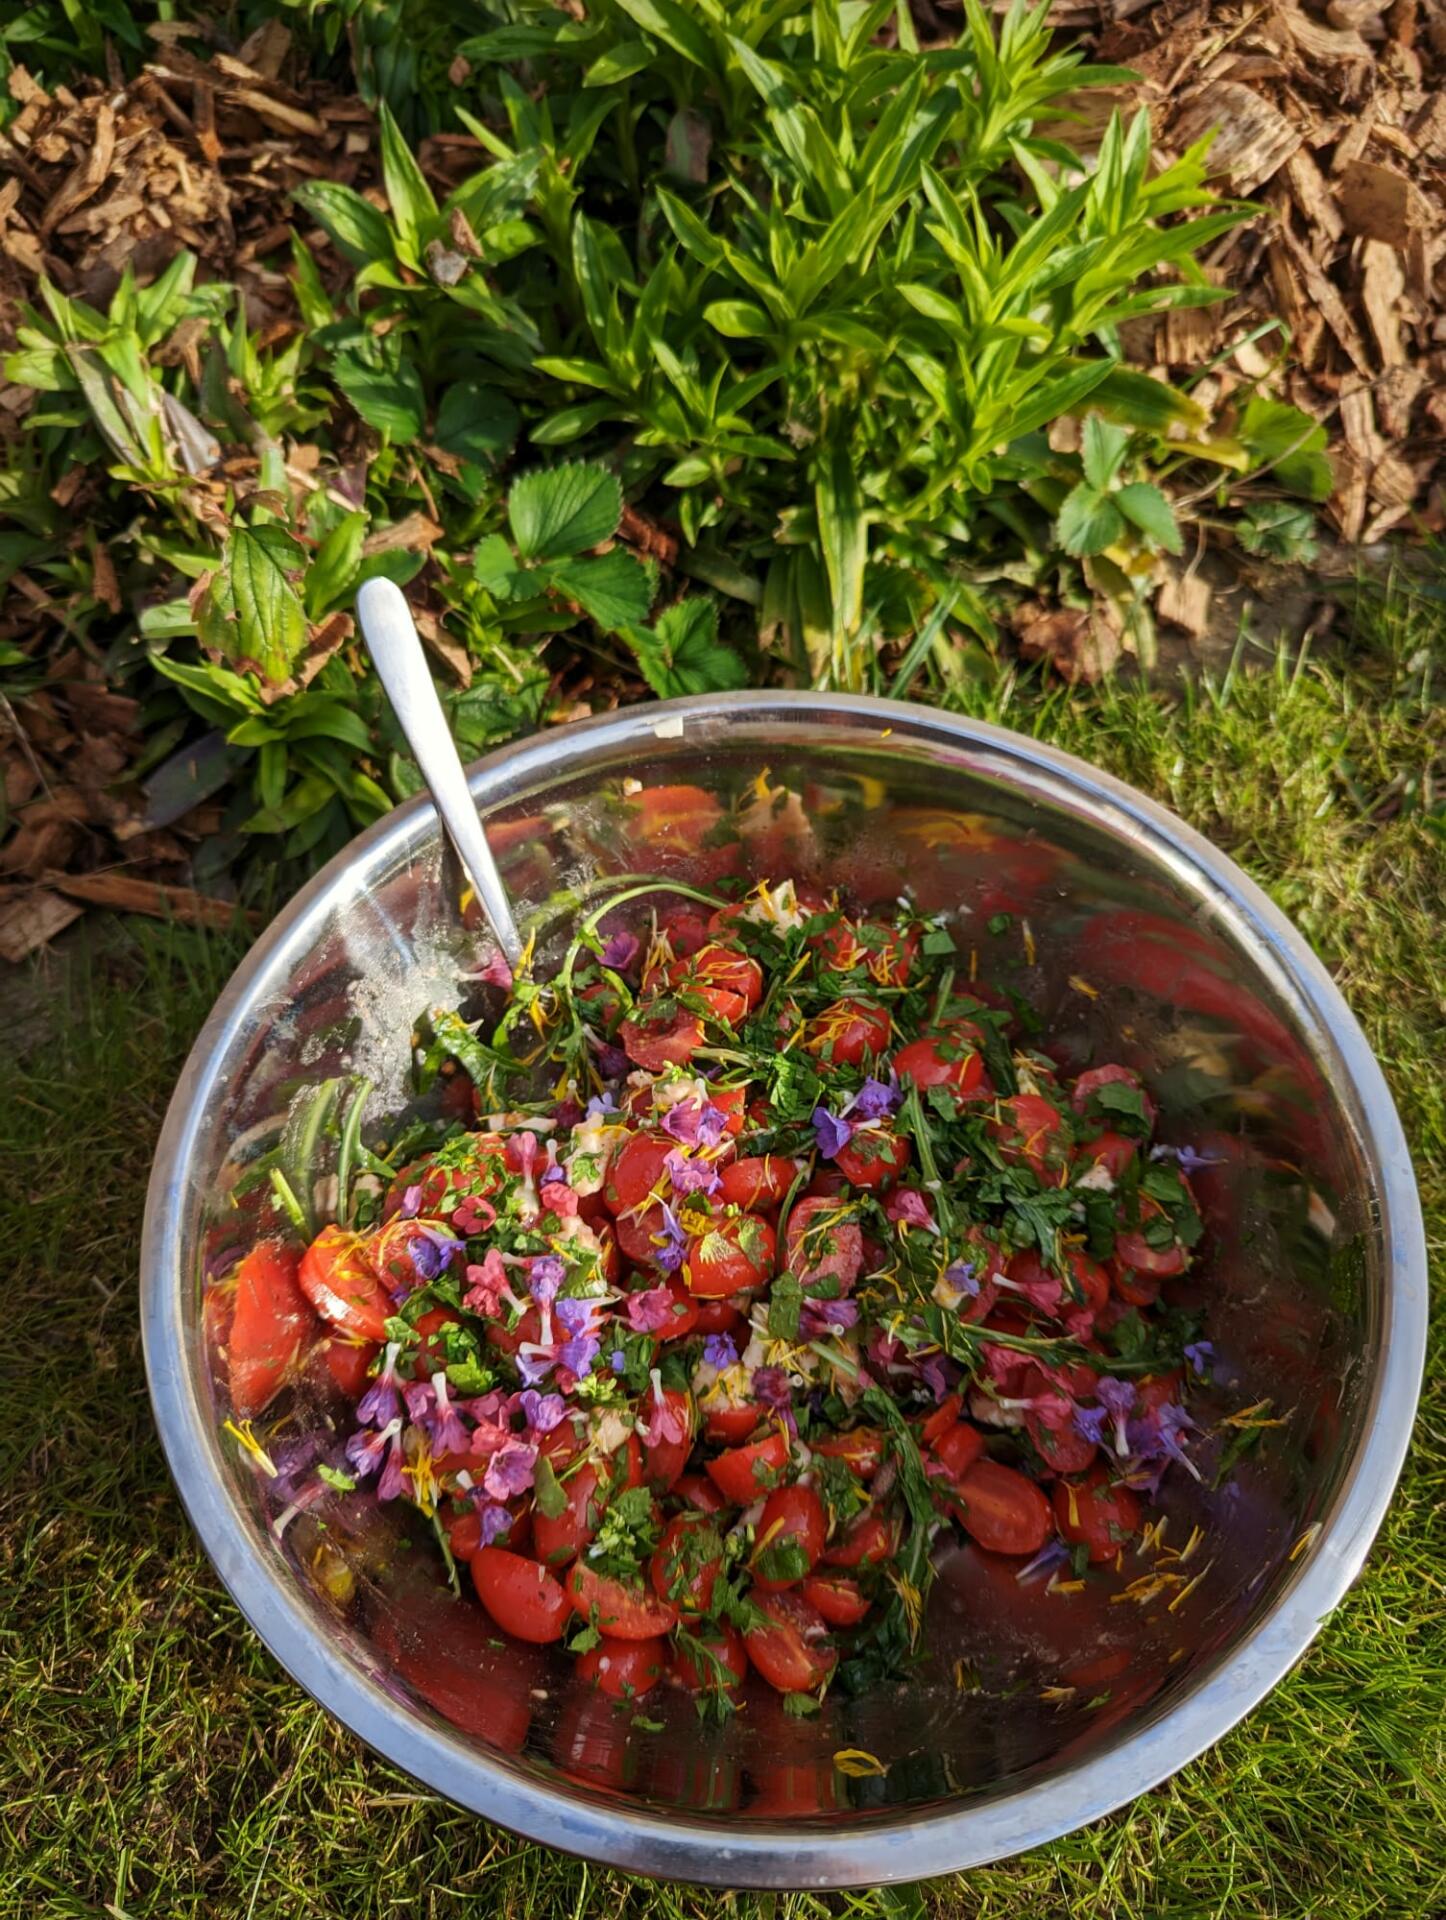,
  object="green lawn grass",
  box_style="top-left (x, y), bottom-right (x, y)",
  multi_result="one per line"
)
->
top-left (4, 602), bottom-right (1443, 1920)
